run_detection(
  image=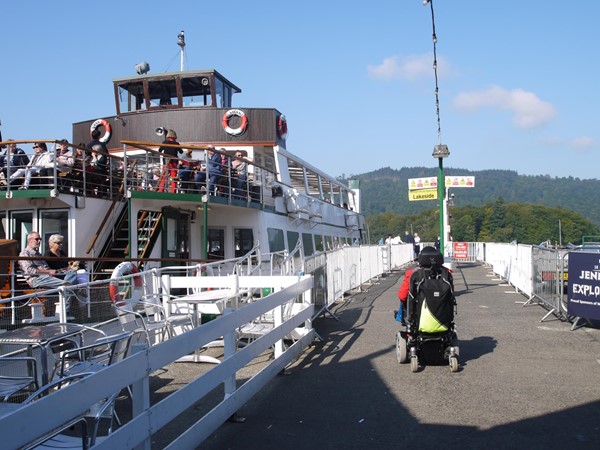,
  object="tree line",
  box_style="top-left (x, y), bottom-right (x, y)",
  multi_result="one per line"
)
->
top-left (367, 197), bottom-right (600, 246)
